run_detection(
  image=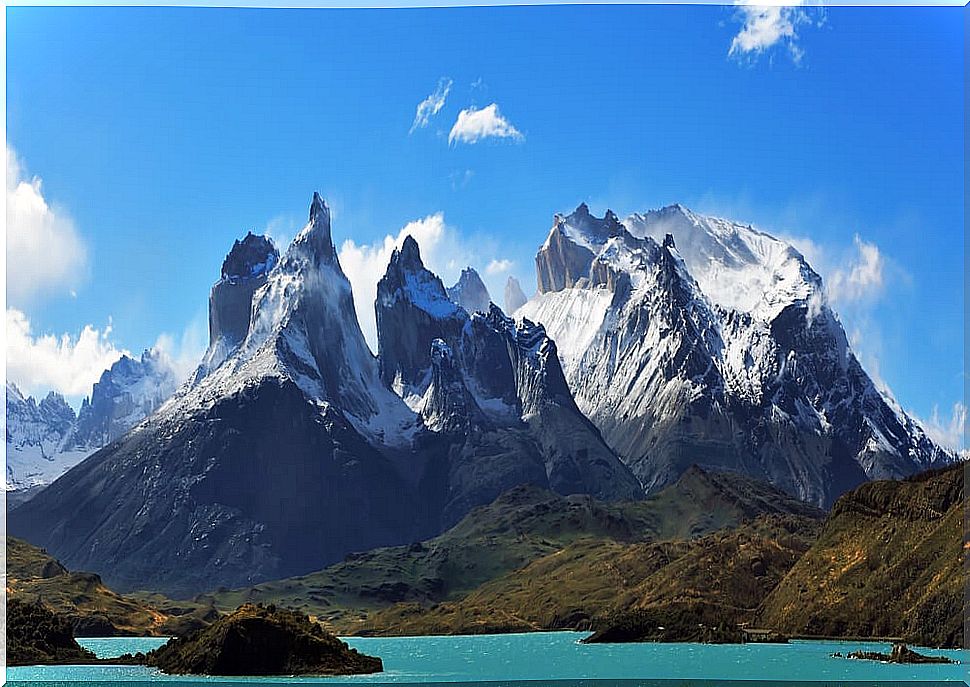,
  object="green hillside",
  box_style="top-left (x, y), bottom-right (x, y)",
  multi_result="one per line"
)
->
top-left (756, 463), bottom-right (965, 647)
top-left (7, 536), bottom-right (217, 637)
top-left (211, 466), bottom-right (821, 633)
